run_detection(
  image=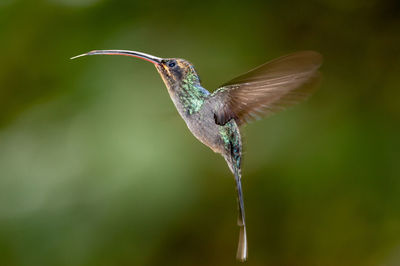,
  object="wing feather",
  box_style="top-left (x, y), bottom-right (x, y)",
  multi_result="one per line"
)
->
top-left (209, 51), bottom-right (322, 126)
